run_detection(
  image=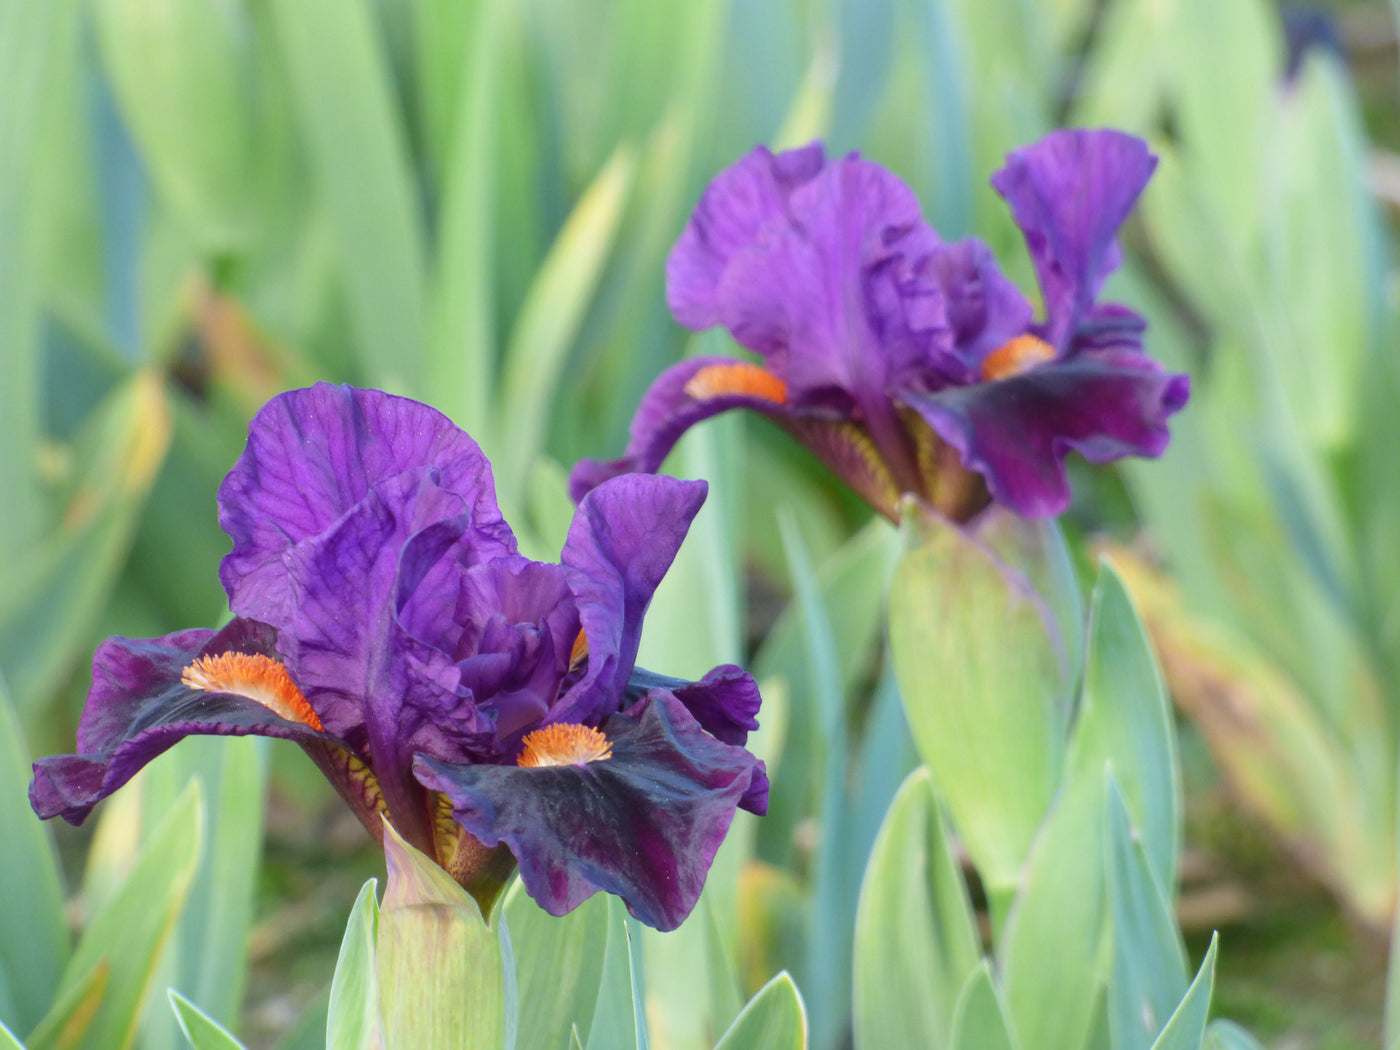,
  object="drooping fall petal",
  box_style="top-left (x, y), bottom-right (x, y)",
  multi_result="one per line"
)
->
top-left (413, 691), bottom-right (767, 931)
top-left (30, 620), bottom-right (341, 825)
